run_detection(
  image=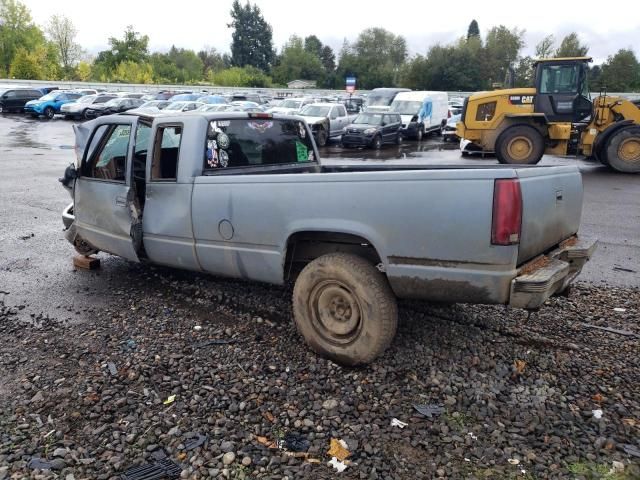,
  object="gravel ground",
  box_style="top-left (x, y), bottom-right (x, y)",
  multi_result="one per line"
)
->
top-left (0, 261), bottom-right (638, 480)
